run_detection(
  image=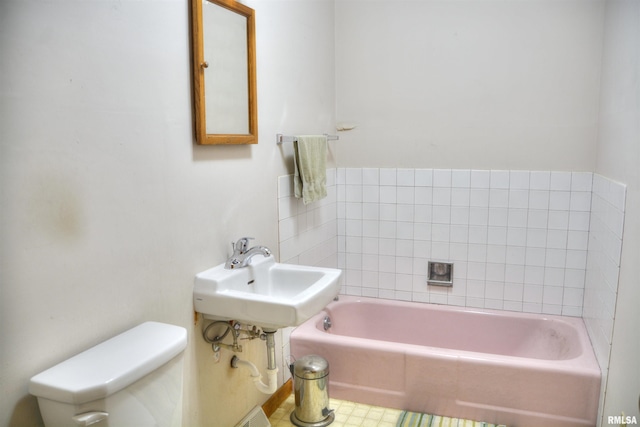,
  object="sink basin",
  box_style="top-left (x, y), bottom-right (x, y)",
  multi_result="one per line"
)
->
top-left (193, 256), bottom-right (342, 330)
